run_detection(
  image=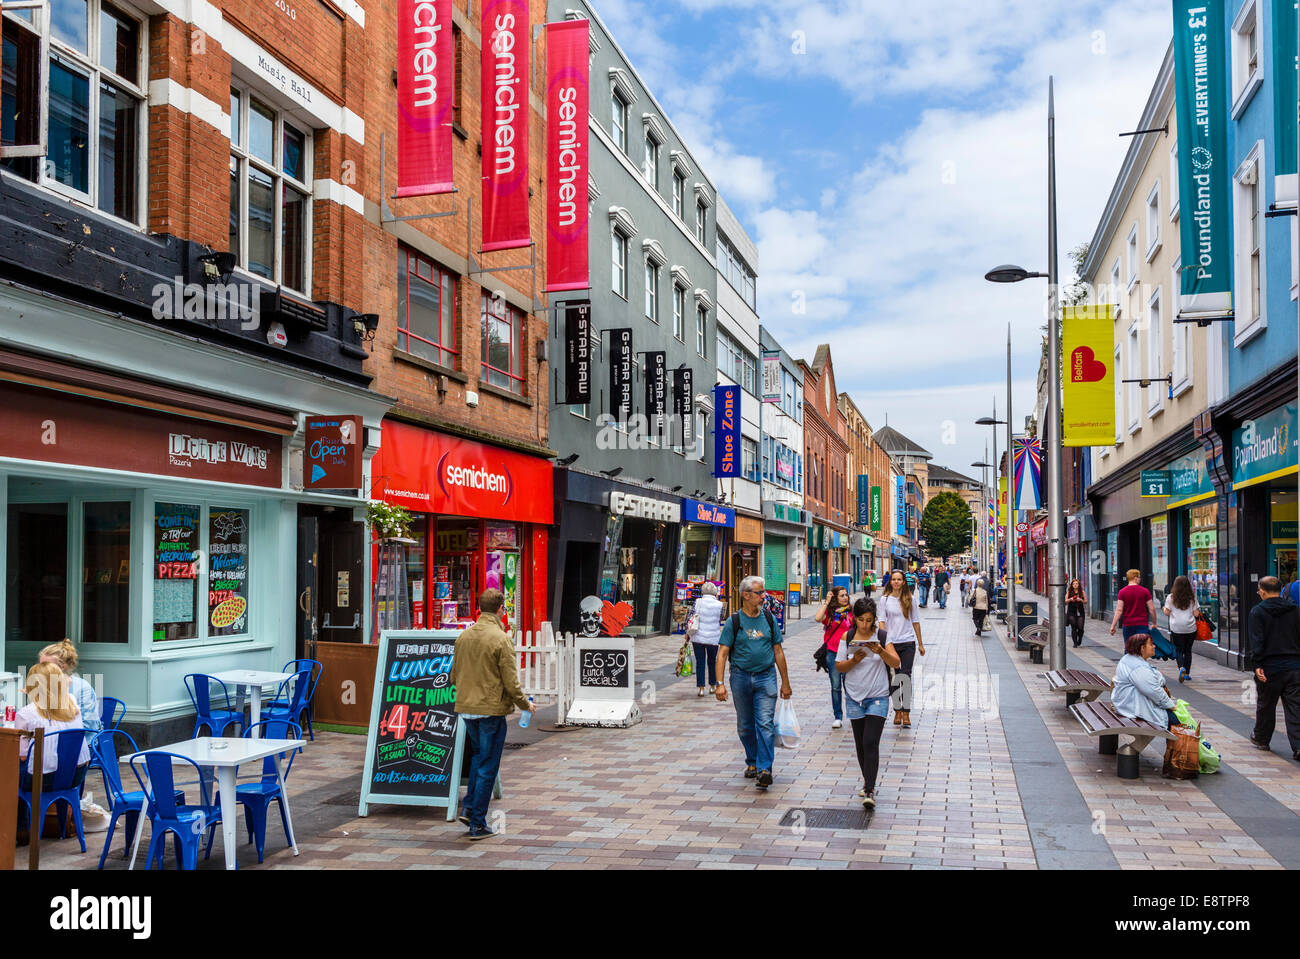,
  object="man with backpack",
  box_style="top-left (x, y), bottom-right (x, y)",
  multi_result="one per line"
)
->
top-left (716, 575), bottom-right (793, 790)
